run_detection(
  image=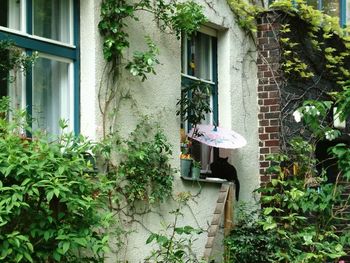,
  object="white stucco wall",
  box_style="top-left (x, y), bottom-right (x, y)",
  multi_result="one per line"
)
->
top-left (79, 0), bottom-right (259, 261)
